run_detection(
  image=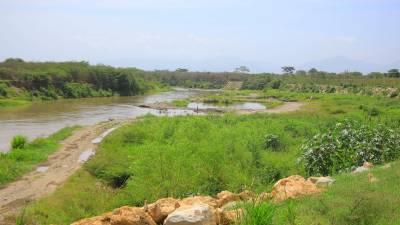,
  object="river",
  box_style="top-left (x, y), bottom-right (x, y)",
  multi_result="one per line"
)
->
top-left (0, 89), bottom-right (202, 152)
